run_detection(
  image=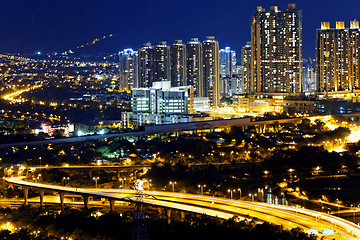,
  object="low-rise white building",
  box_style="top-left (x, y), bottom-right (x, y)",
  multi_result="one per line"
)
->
top-left (123, 81), bottom-right (194, 127)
